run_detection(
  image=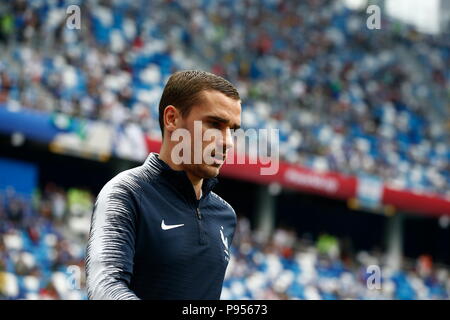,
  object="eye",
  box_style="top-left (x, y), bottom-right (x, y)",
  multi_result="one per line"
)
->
top-left (210, 121), bottom-right (222, 129)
